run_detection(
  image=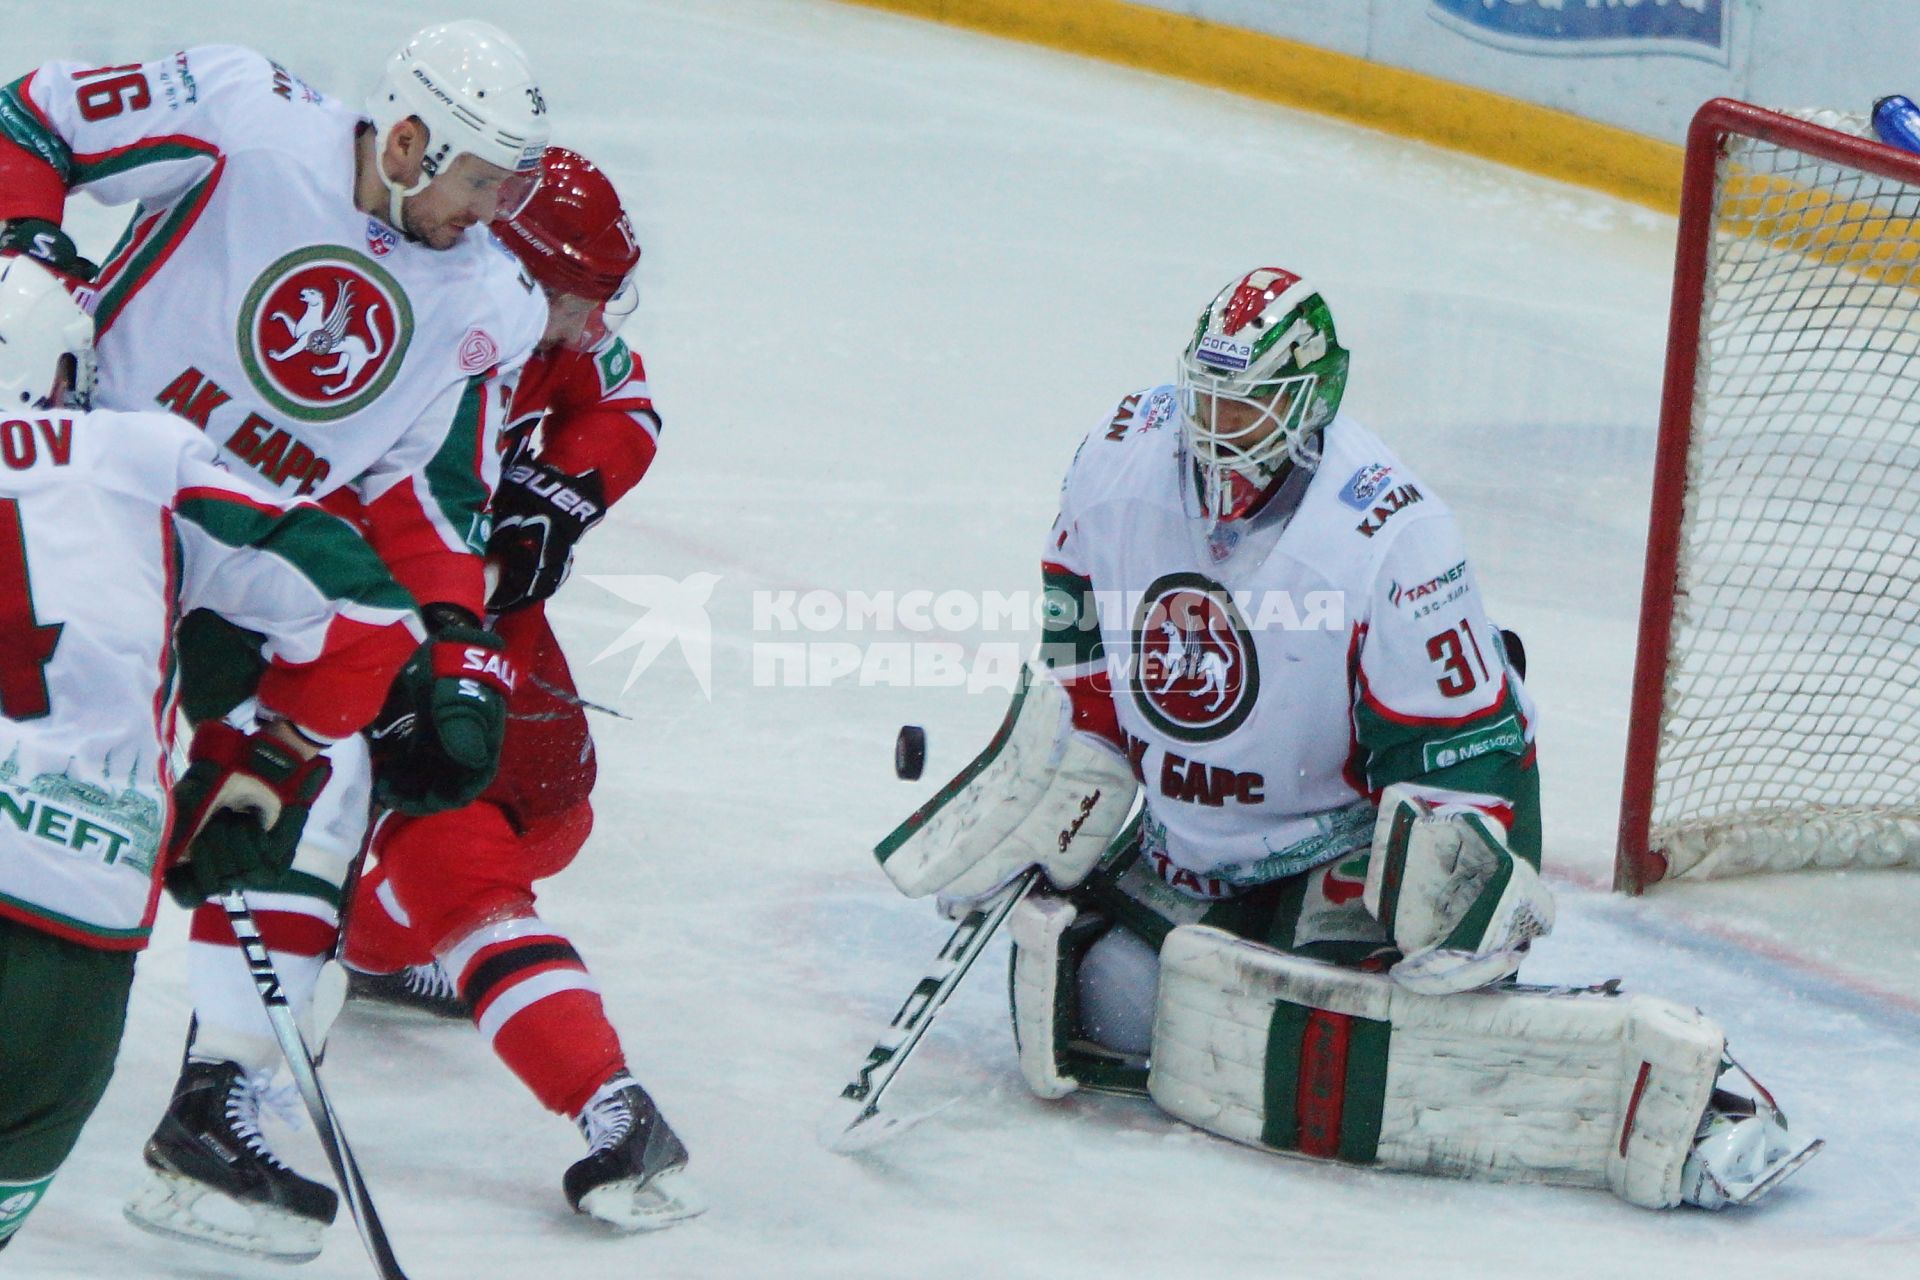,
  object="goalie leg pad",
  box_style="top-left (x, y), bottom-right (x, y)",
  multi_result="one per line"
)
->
top-left (1008, 895), bottom-right (1150, 1099)
top-left (1146, 925), bottom-right (1726, 1208)
top-left (1364, 785), bottom-right (1554, 994)
top-left (876, 662), bottom-right (1137, 901)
